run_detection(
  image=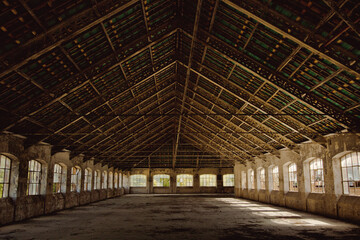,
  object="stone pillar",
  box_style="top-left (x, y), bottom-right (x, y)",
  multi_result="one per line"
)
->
top-left (216, 174), bottom-right (223, 193)
top-left (66, 167), bottom-right (72, 194)
top-left (234, 162), bottom-right (241, 197)
top-left (193, 173), bottom-right (200, 192)
top-left (171, 172), bottom-right (177, 193)
top-left (148, 170), bottom-right (153, 194)
top-left (17, 154), bottom-right (29, 198)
